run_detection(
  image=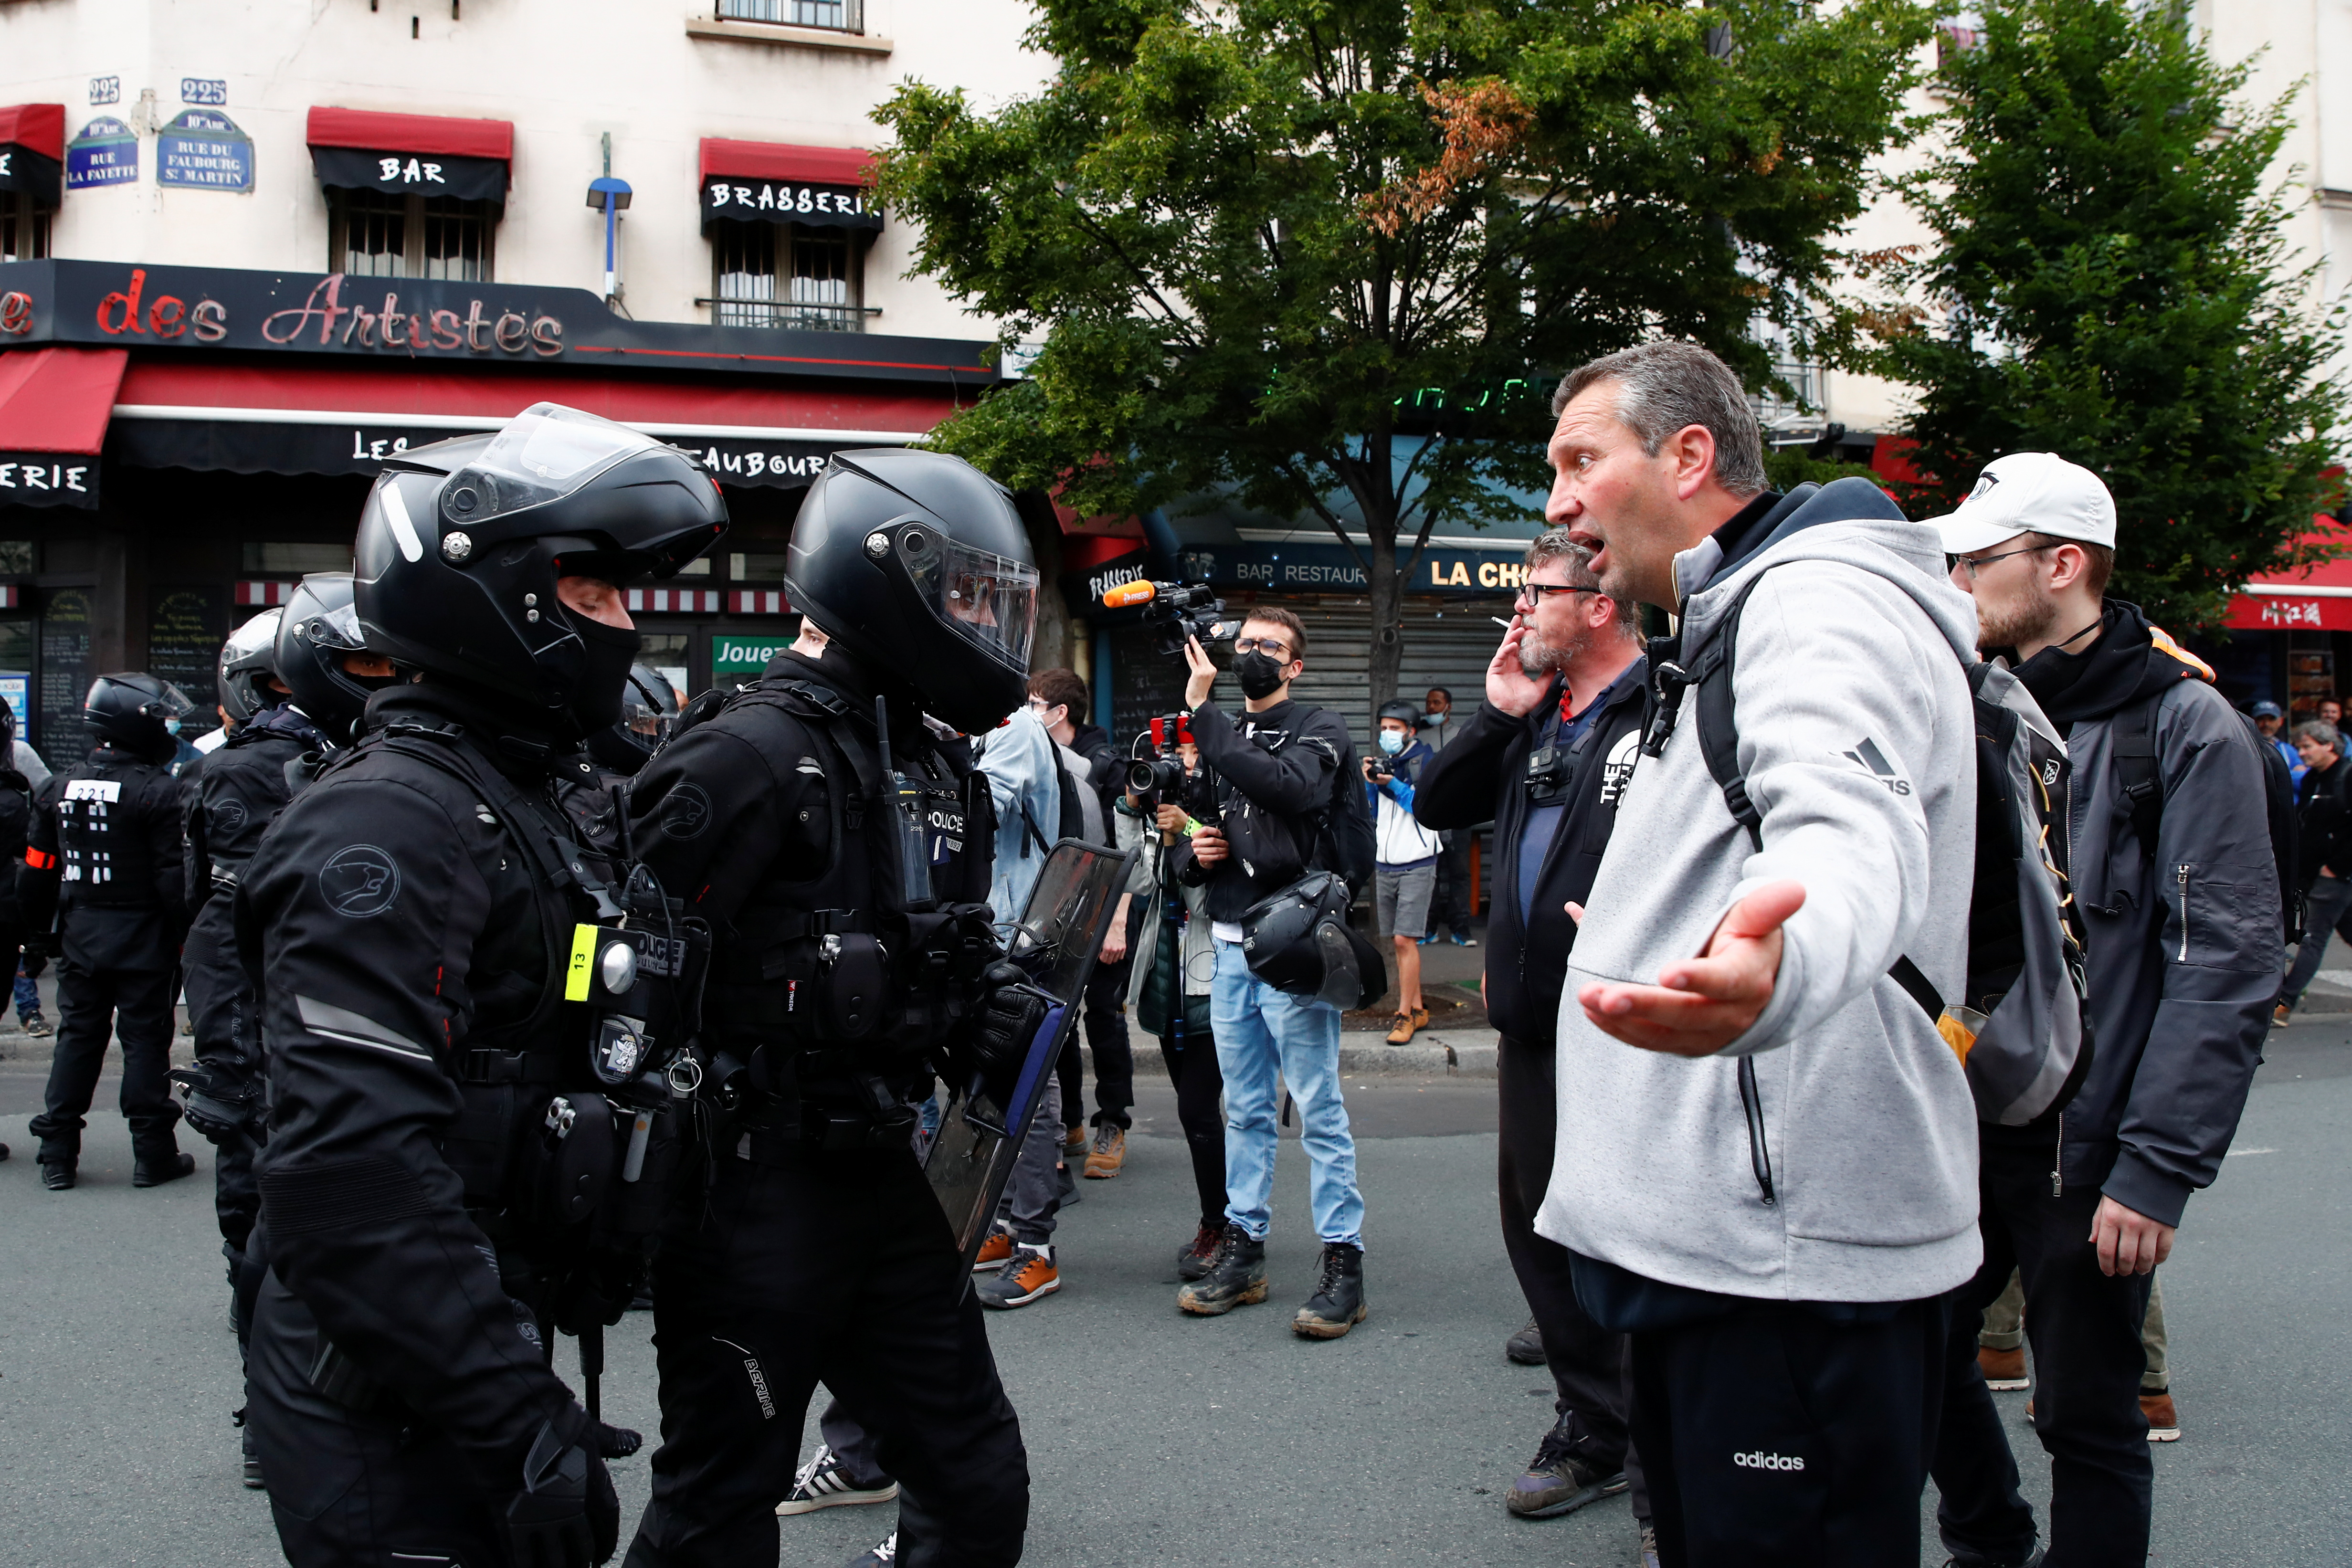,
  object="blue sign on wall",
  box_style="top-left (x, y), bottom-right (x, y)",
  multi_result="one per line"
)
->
top-left (66, 116), bottom-right (138, 188)
top-left (157, 109), bottom-right (253, 192)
